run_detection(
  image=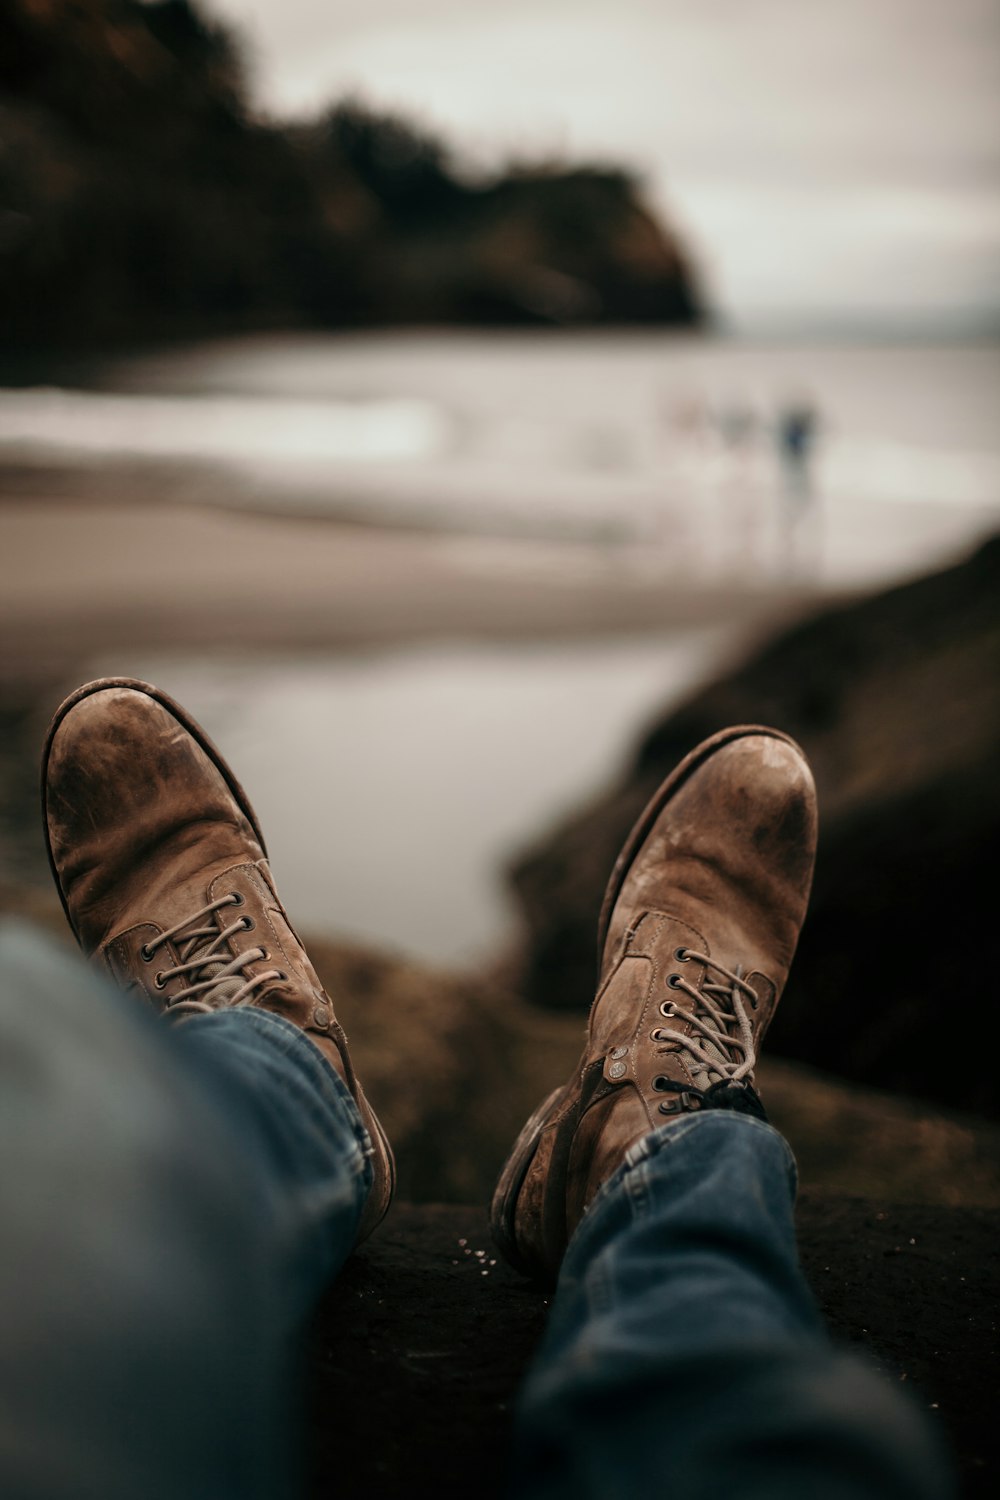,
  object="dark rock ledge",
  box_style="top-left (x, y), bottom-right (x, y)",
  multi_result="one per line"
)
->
top-left (309, 1199), bottom-right (999, 1500)
top-left (509, 537), bottom-right (1000, 1119)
